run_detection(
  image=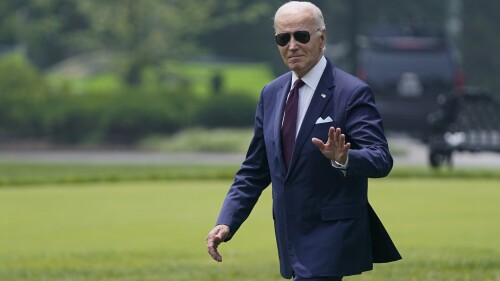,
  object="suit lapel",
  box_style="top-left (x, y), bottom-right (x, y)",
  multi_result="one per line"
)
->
top-left (288, 63), bottom-right (336, 174)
